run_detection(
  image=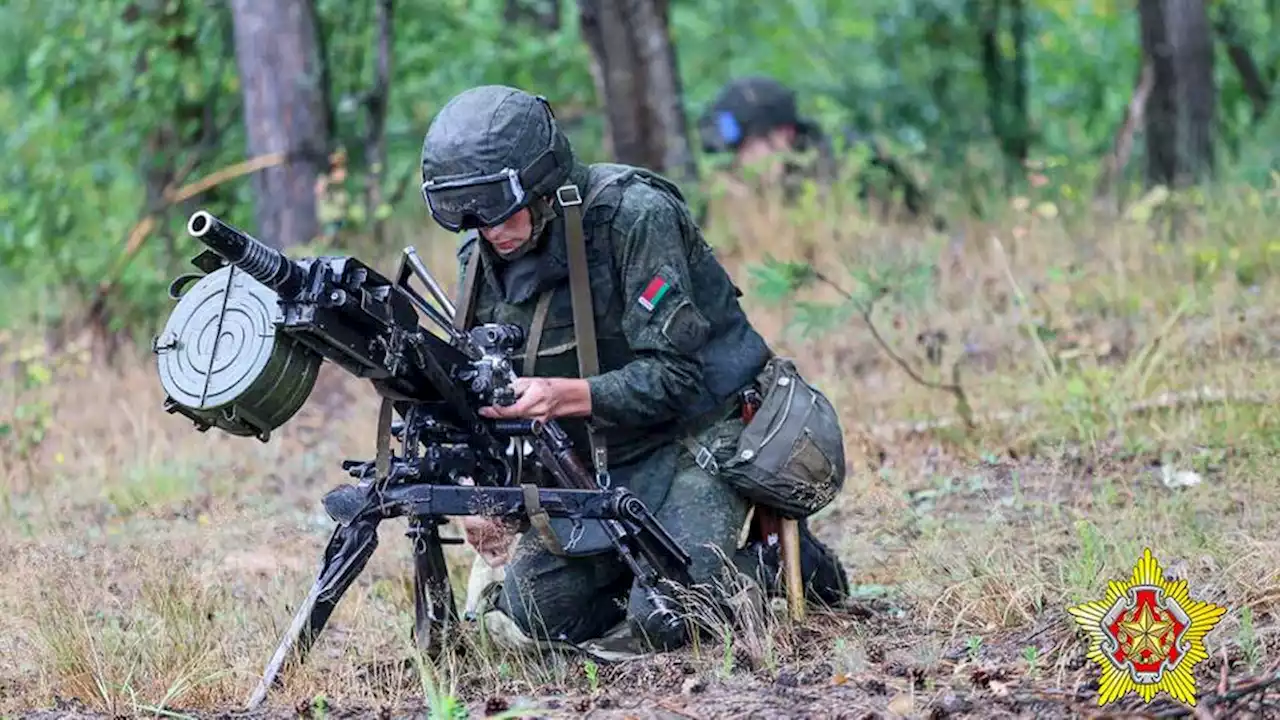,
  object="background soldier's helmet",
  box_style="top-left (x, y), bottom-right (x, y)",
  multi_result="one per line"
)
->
top-left (419, 85), bottom-right (575, 232)
top-left (697, 76), bottom-right (815, 154)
